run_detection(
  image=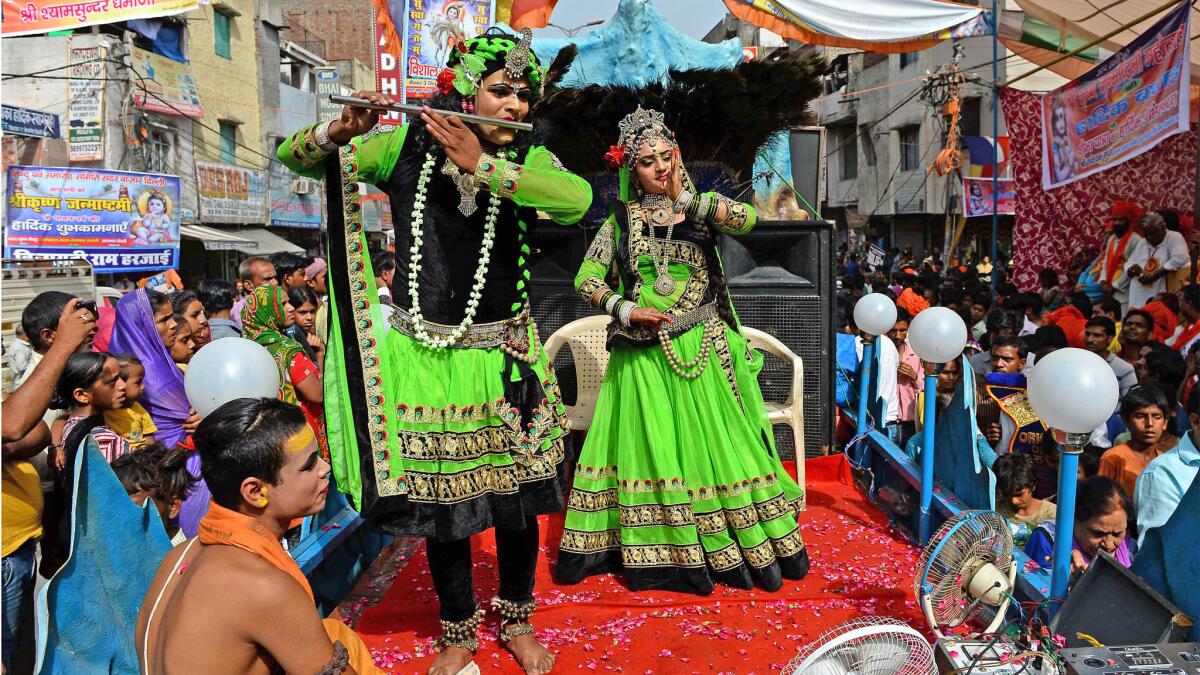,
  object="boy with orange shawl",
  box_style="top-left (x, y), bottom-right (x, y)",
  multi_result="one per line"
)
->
top-left (136, 398), bottom-right (380, 674)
